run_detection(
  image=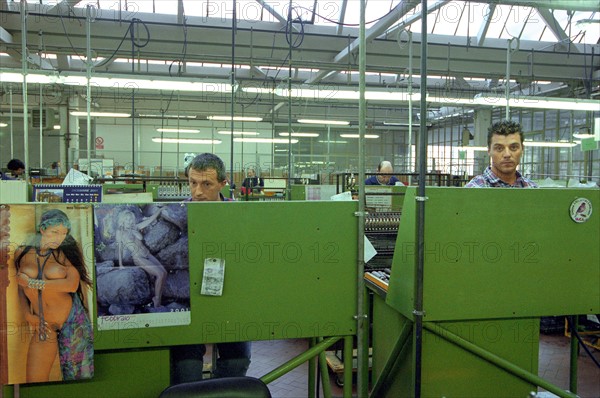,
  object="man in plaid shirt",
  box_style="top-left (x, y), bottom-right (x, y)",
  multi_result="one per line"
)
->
top-left (465, 120), bottom-right (538, 188)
